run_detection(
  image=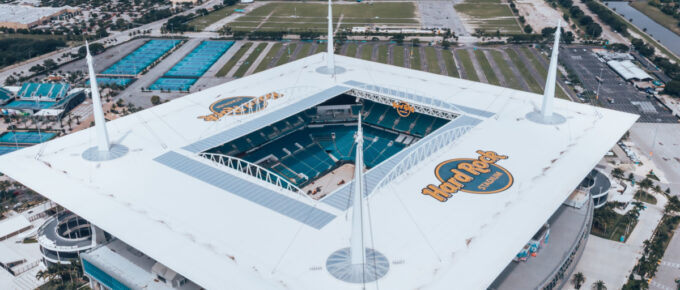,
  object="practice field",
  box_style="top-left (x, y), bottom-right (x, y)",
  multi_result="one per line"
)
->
top-left (188, 4), bottom-right (247, 31)
top-left (455, 0), bottom-right (522, 34)
top-left (228, 2), bottom-right (419, 32)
